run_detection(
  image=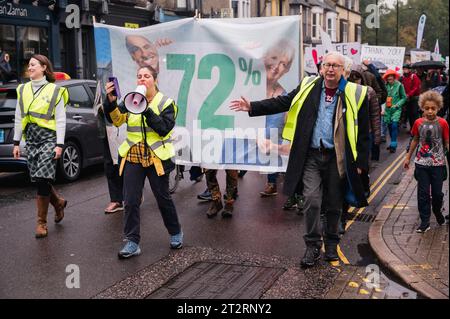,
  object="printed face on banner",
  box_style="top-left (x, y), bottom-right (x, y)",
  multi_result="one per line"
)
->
top-left (94, 17), bottom-right (300, 172)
